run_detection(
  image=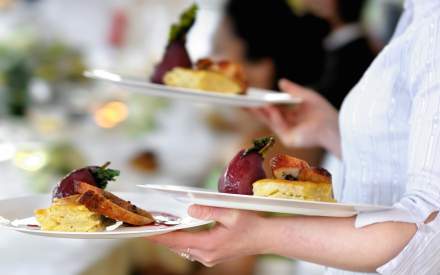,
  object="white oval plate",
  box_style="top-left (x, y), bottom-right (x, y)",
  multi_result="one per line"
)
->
top-left (84, 69), bottom-right (302, 107)
top-left (138, 185), bottom-right (392, 218)
top-left (0, 192), bottom-right (211, 239)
